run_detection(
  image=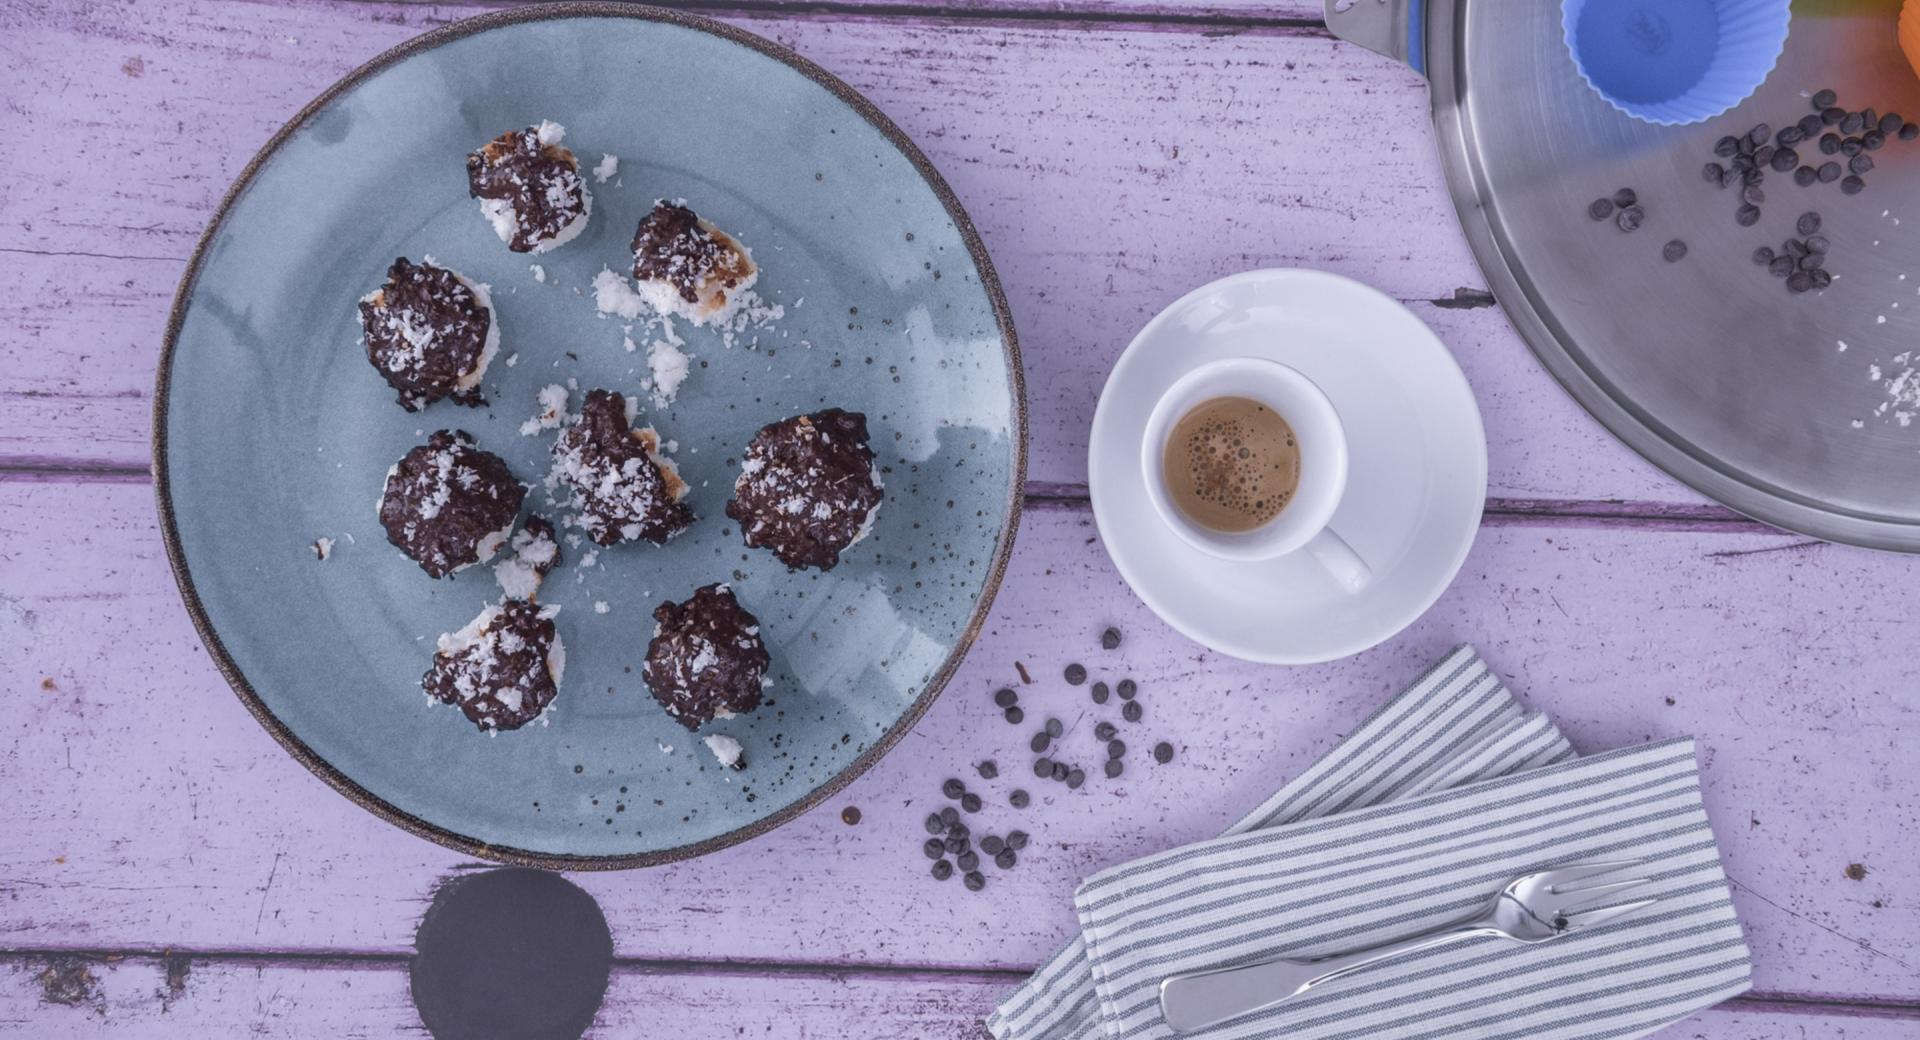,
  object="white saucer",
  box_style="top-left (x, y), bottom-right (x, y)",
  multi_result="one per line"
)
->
top-left (1088, 269), bottom-right (1487, 664)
